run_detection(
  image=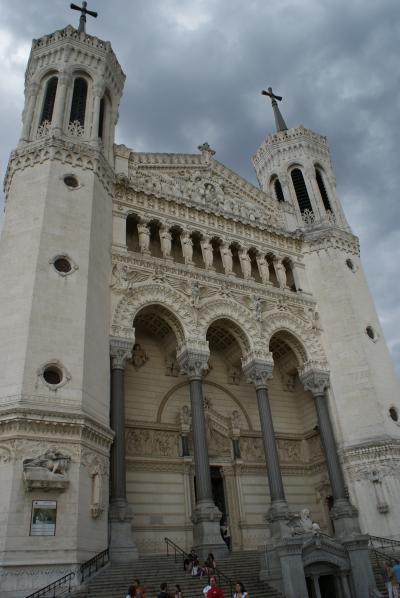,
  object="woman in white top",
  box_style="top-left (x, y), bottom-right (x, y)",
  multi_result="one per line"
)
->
top-left (233, 581), bottom-right (249, 597)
